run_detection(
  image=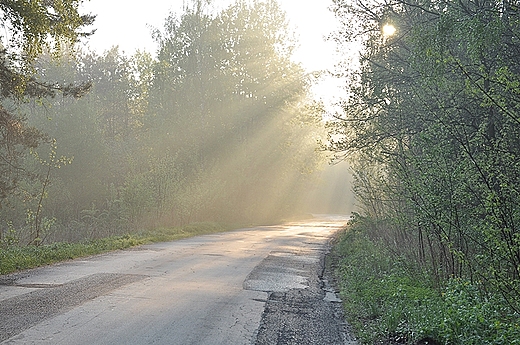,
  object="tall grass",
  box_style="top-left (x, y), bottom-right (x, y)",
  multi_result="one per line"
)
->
top-left (331, 222), bottom-right (520, 345)
top-left (0, 222), bottom-right (229, 275)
